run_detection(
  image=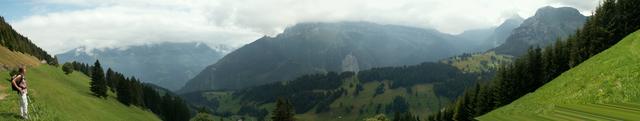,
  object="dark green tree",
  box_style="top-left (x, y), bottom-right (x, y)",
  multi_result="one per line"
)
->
top-left (62, 62), bottom-right (74, 75)
top-left (90, 60), bottom-right (108, 98)
top-left (116, 77), bottom-right (132, 105)
top-left (105, 68), bottom-right (117, 92)
top-left (271, 97), bottom-right (295, 121)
